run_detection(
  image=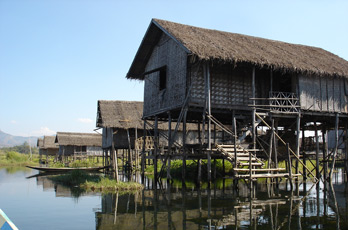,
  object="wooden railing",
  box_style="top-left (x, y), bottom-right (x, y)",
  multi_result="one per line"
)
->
top-left (250, 91), bottom-right (300, 114)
